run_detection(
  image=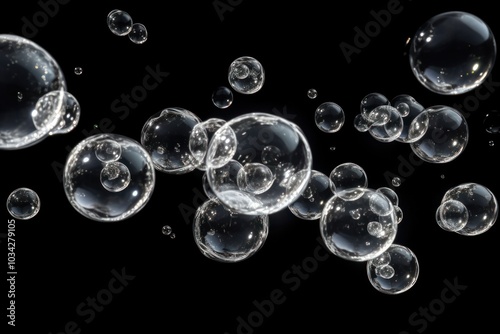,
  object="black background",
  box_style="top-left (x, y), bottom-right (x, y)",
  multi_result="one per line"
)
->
top-left (2, 0), bottom-right (499, 333)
